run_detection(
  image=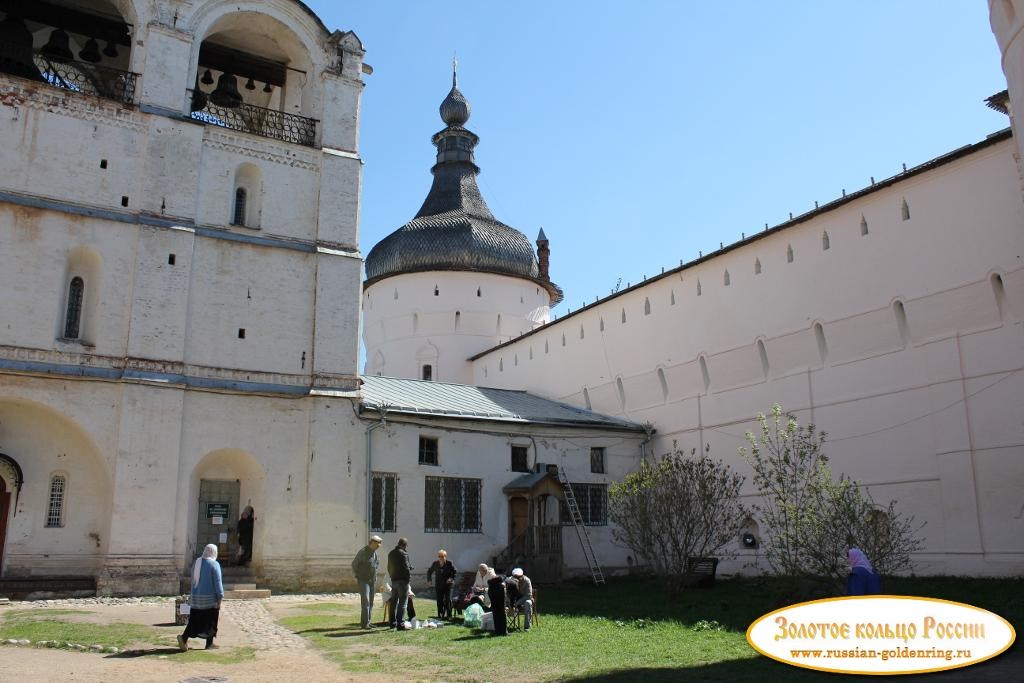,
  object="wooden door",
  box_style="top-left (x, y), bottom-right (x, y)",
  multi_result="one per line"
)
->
top-left (0, 478), bottom-right (10, 574)
top-left (510, 497), bottom-right (528, 542)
